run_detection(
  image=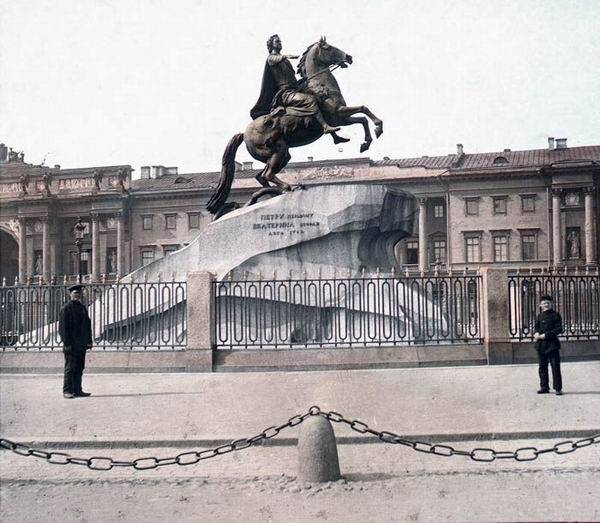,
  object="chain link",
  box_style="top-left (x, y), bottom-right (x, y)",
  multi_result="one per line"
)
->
top-left (317, 408), bottom-right (600, 463)
top-left (1, 406), bottom-right (598, 469)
